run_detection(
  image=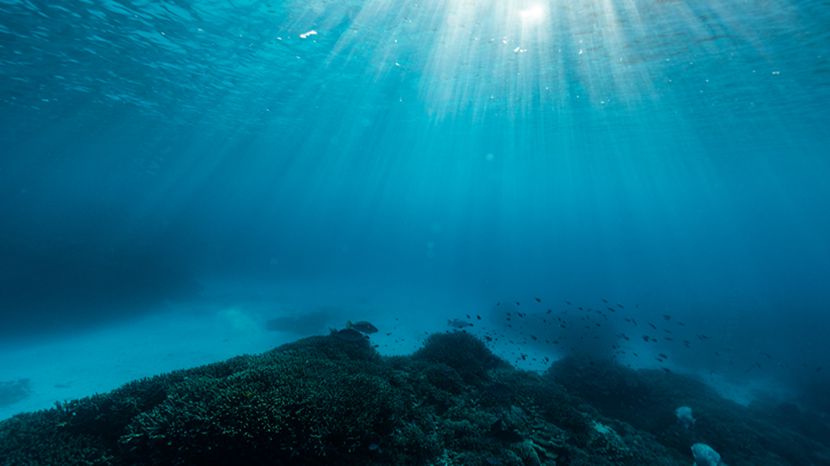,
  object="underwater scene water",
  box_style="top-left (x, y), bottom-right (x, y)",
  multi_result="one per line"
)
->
top-left (1, 0), bottom-right (829, 464)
